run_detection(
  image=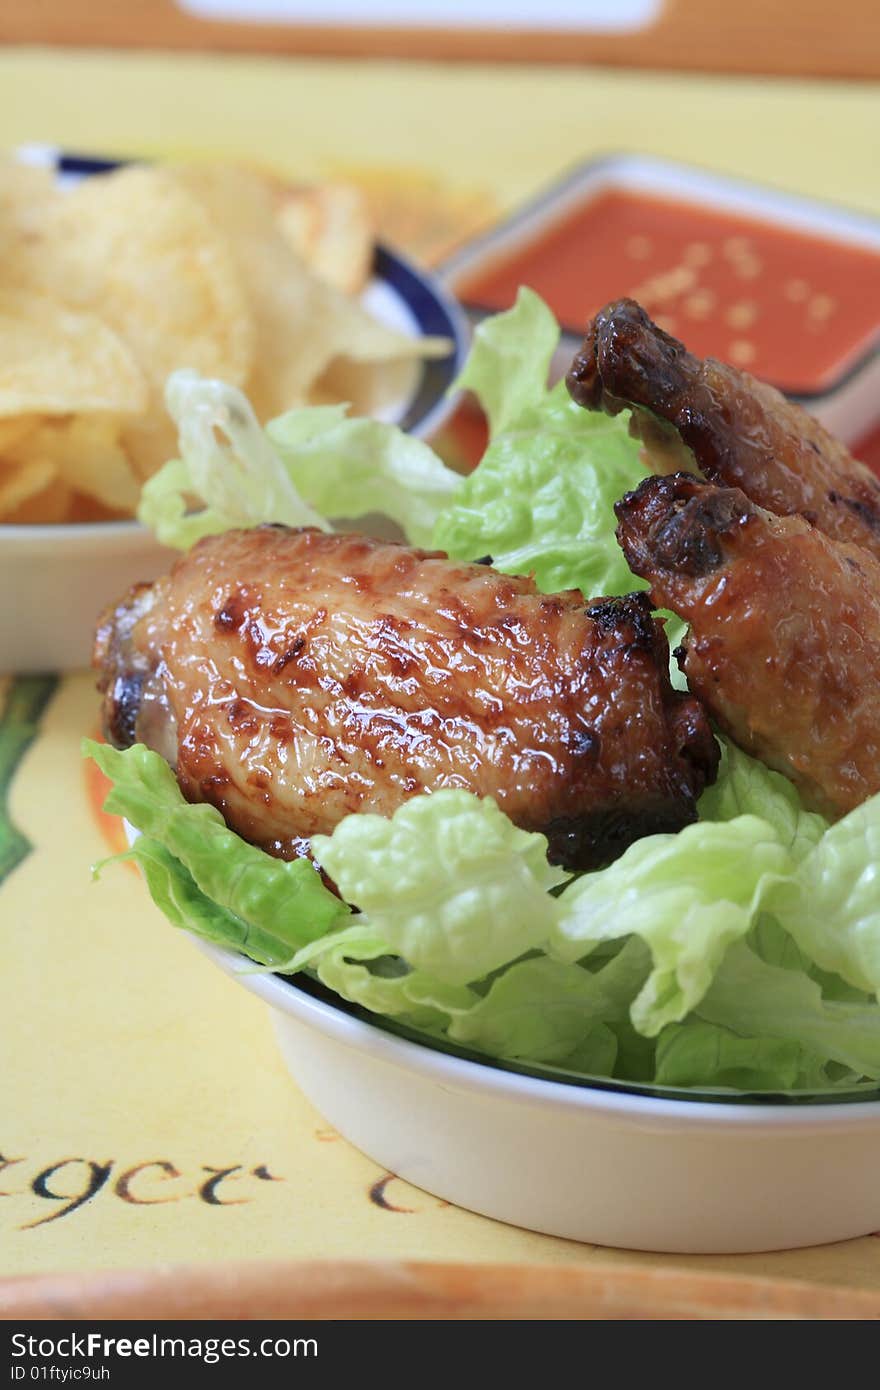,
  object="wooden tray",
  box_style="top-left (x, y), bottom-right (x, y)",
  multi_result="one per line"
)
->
top-left (1, 1), bottom-right (879, 80)
top-left (3, 1259), bottom-right (880, 1320)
